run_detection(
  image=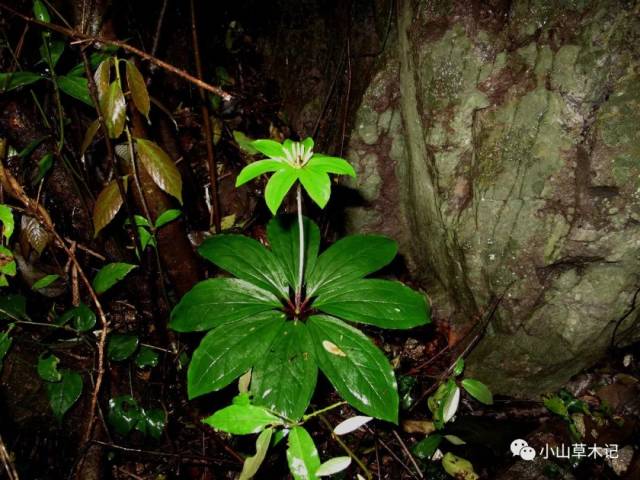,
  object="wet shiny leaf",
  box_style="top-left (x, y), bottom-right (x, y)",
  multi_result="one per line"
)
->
top-left (135, 346), bottom-right (159, 368)
top-left (37, 353), bottom-right (62, 382)
top-left (0, 72), bottom-right (41, 92)
top-left (58, 303), bottom-right (96, 332)
top-left (135, 138), bottom-right (183, 203)
top-left (203, 403), bottom-right (282, 435)
top-left (100, 81), bottom-right (126, 138)
top-left (125, 61), bottom-right (150, 119)
top-left (287, 426), bottom-right (320, 480)
top-left (57, 75), bottom-right (92, 106)
top-left (107, 334), bottom-right (139, 361)
top-left (92, 262), bottom-right (136, 294)
top-left (93, 180), bottom-right (125, 236)
top-left (46, 370), bottom-right (82, 420)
